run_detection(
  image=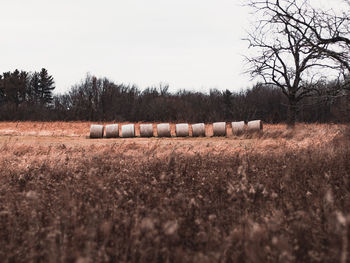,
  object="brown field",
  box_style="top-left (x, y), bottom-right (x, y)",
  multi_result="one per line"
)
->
top-left (0, 122), bottom-right (349, 262)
